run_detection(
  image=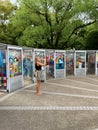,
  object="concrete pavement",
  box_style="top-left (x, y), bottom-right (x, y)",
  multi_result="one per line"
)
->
top-left (0, 76), bottom-right (98, 130)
